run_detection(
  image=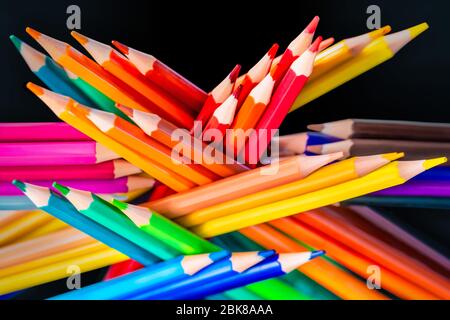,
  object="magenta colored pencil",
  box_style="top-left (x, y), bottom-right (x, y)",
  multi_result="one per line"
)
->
top-left (0, 160), bottom-right (141, 181)
top-left (0, 122), bottom-right (91, 142)
top-left (0, 141), bottom-right (119, 166)
top-left (1, 176), bottom-right (155, 196)
top-left (372, 181), bottom-right (450, 197)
